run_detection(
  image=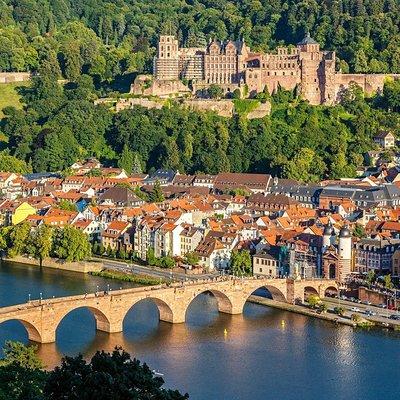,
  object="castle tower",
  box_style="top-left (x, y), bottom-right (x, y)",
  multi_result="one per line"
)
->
top-left (297, 33), bottom-right (324, 105)
top-left (338, 225), bottom-right (352, 282)
top-left (322, 222), bottom-right (334, 251)
top-left (154, 35), bottom-right (180, 80)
